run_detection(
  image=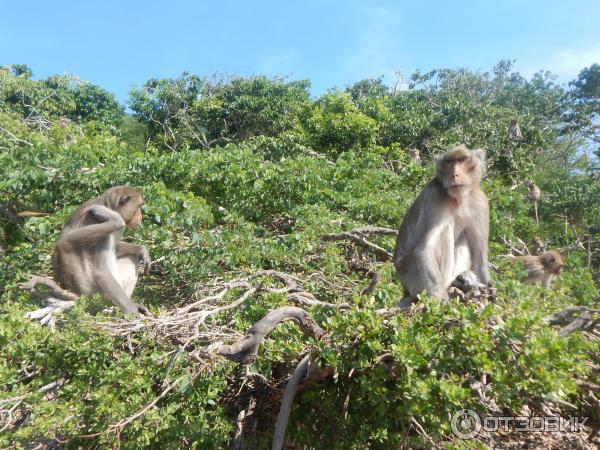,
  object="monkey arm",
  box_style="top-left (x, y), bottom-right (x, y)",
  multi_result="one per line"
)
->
top-left (464, 196), bottom-right (490, 285)
top-left (57, 222), bottom-right (124, 248)
top-left (116, 242), bottom-right (151, 273)
top-left (57, 206), bottom-right (125, 249)
top-left (94, 267), bottom-right (148, 316)
top-left (465, 227), bottom-right (490, 285)
top-left (116, 242), bottom-right (147, 257)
